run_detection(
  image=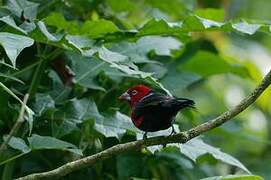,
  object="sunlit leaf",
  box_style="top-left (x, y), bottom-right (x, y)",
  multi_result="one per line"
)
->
top-left (7, 137), bottom-right (31, 153)
top-left (180, 138), bottom-right (250, 173)
top-left (0, 32), bottom-right (34, 67)
top-left (6, 0), bottom-right (39, 21)
top-left (0, 16), bottom-right (27, 34)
